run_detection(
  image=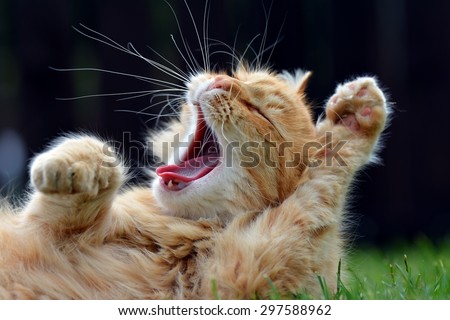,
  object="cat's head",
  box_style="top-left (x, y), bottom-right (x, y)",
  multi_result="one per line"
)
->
top-left (151, 66), bottom-right (316, 221)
